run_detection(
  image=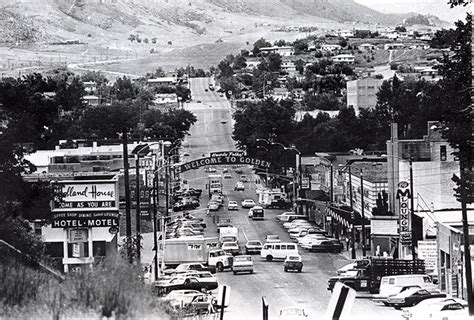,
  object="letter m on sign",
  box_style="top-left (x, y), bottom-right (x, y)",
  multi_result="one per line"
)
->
top-left (396, 189), bottom-right (411, 199)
